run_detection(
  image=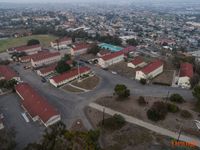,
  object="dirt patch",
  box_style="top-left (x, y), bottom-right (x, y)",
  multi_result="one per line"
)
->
top-left (95, 96), bottom-right (200, 139)
top-left (71, 75), bottom-right (100, 90)
top-left (62, 84), bottom-right (84, 93)
top-left (108, 62), bottom-right (136, 79)
top-left (152, 70), bottom-right (175, 86)
top-left (85, 107), bottom-right (195, 150)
